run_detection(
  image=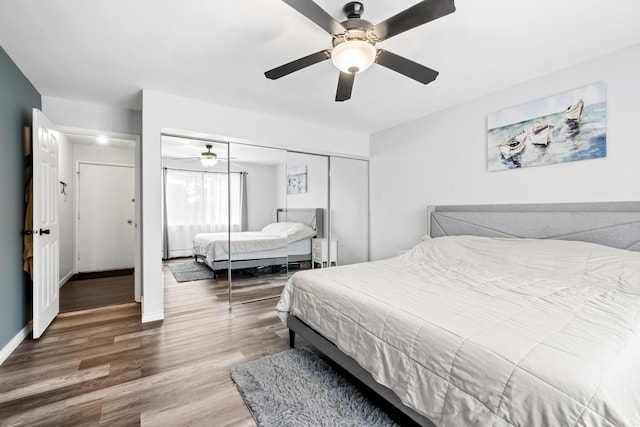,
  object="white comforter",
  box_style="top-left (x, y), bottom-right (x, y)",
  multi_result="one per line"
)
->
top-left (193, 231), bottom-right (287, 262)
top-left (276, 235), bottom-right (640, 426)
